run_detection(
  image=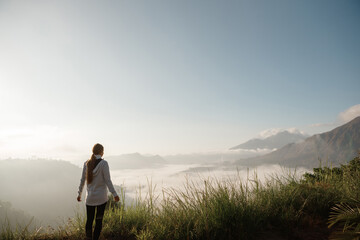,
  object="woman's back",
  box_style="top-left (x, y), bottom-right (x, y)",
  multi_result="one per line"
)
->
top-left (78, 157), bottom-right (118, 206)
